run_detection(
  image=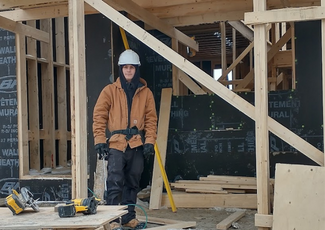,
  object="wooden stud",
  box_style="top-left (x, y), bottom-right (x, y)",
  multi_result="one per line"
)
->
top-left (69, 0), bottom-right (88, 199)
top-left (232, 27), bottom-right (236, 85)
top-left (291, 22), bottom-right (296, 89)
top-left (16, 31), bottom-right (29, 177)
top-left (40, 19), bottom-right (56, 169)
top-left (220, 21), bottom-right (227, 76)
top-left (172, 38), bottom-right (180, 95)
top-left (26, 20), bottom-right (40, 171)
top-left (55, 17), bottom-right (68, 167)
